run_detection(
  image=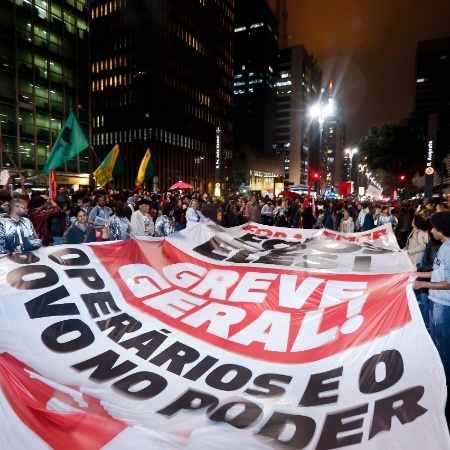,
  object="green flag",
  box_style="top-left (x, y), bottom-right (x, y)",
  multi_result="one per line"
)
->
top-left (42, 111), bottom-right (89, 175)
